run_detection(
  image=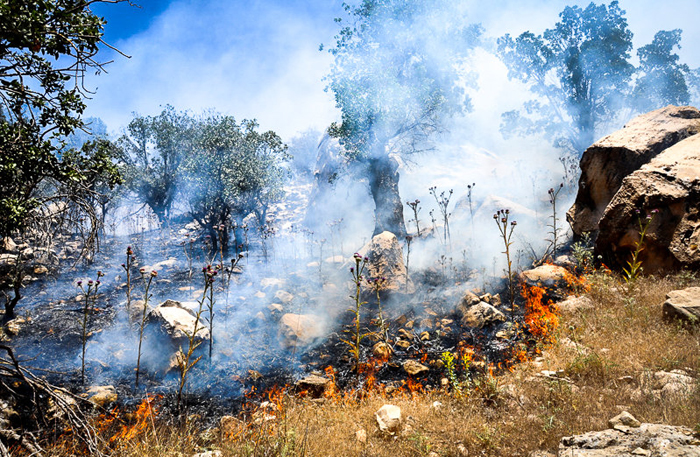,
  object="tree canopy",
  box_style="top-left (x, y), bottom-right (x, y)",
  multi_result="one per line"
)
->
top-left (0, 0), bottom-right (124, 238)
top-left (498, 1), bottom-right (697, 157)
